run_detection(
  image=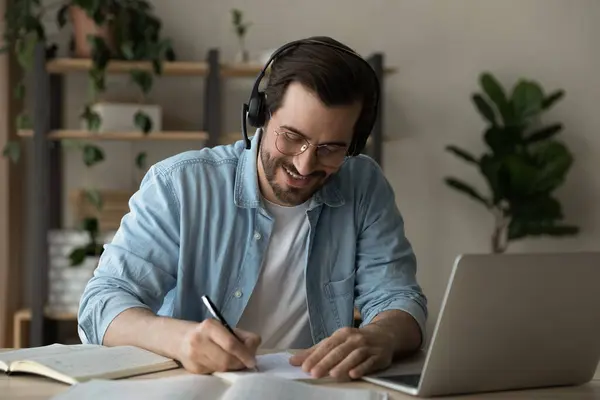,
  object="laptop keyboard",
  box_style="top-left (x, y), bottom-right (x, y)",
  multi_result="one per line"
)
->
top-left (383, 373), bottom-right (422, 388)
